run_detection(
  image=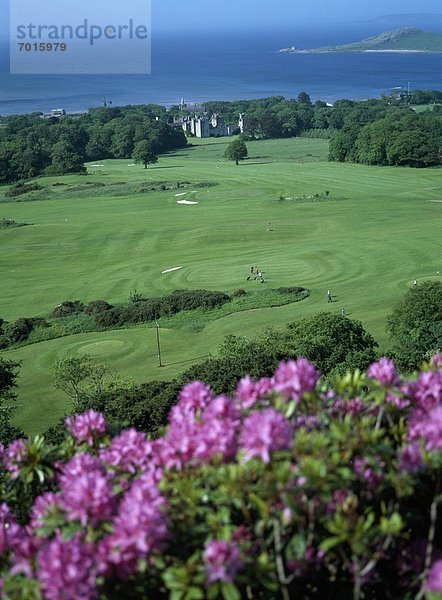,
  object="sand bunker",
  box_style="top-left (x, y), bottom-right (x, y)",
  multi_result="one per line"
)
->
top-left (90, 164), bottom-right (105, 167)
top-left (126, 164), bottom-right (136, 167)
top-left (175, 192), bottom-right (187, 197)
top-left (429, 200), bottom-right (442, 203)
top-left (177, 200), bottom-right (199, 205)
top-left (162, 266), bottom-right (183, 274)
